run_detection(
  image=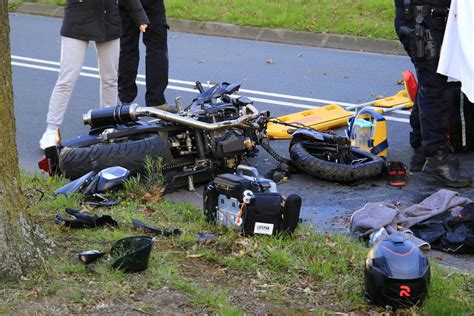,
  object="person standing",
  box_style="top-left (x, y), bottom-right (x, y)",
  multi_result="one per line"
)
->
top-left (394, 0), bottom-right (424, 172)
top-left (39, 0), bottom-right (149, 150)
top-left (118, 0), bottom-right (176, 112)
top-left (394, 0), bottom-right (471, 187)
